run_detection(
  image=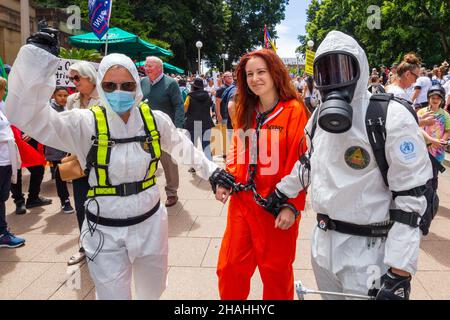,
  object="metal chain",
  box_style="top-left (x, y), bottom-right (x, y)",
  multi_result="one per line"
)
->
top-left (231, 109), bottom-right (273, 207)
